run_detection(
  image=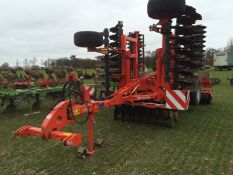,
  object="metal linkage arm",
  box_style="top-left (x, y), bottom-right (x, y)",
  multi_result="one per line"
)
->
top-left (15, 73), bottom-right (162, 154)
top-left (15, 100), bottom-right (84, 147)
